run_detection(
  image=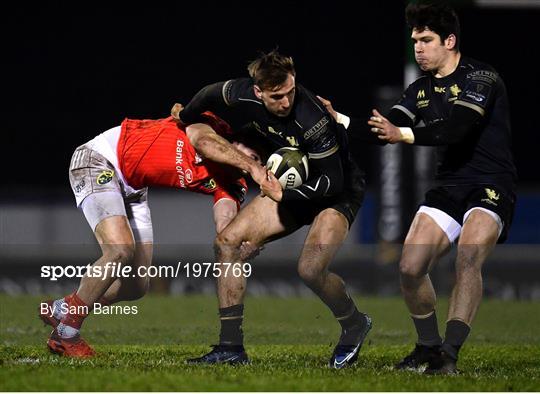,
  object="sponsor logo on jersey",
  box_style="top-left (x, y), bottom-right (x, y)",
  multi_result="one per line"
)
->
top-left (470, 70), bottom-right (498, 84)
top-left (465, 92), bottom-right (486, 103)
top-left (176, 139), bottom-right (186, 188)
top-left (434, 86), bottom-right (446, 93)
top-left (481, 188), bottom-right (500, 206)
top-left (185, 169), bottom-right (193, 183)
top-left (304, 117), bottom-right (329, 140)
top-left (74, 179), bottom-right (86, 193)
top-left (416, 89), bottom-right (429, 108)
top-left (96, 170), bottom-right (114, 185)
top-left (416, 99), bottom-right (430, 109)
